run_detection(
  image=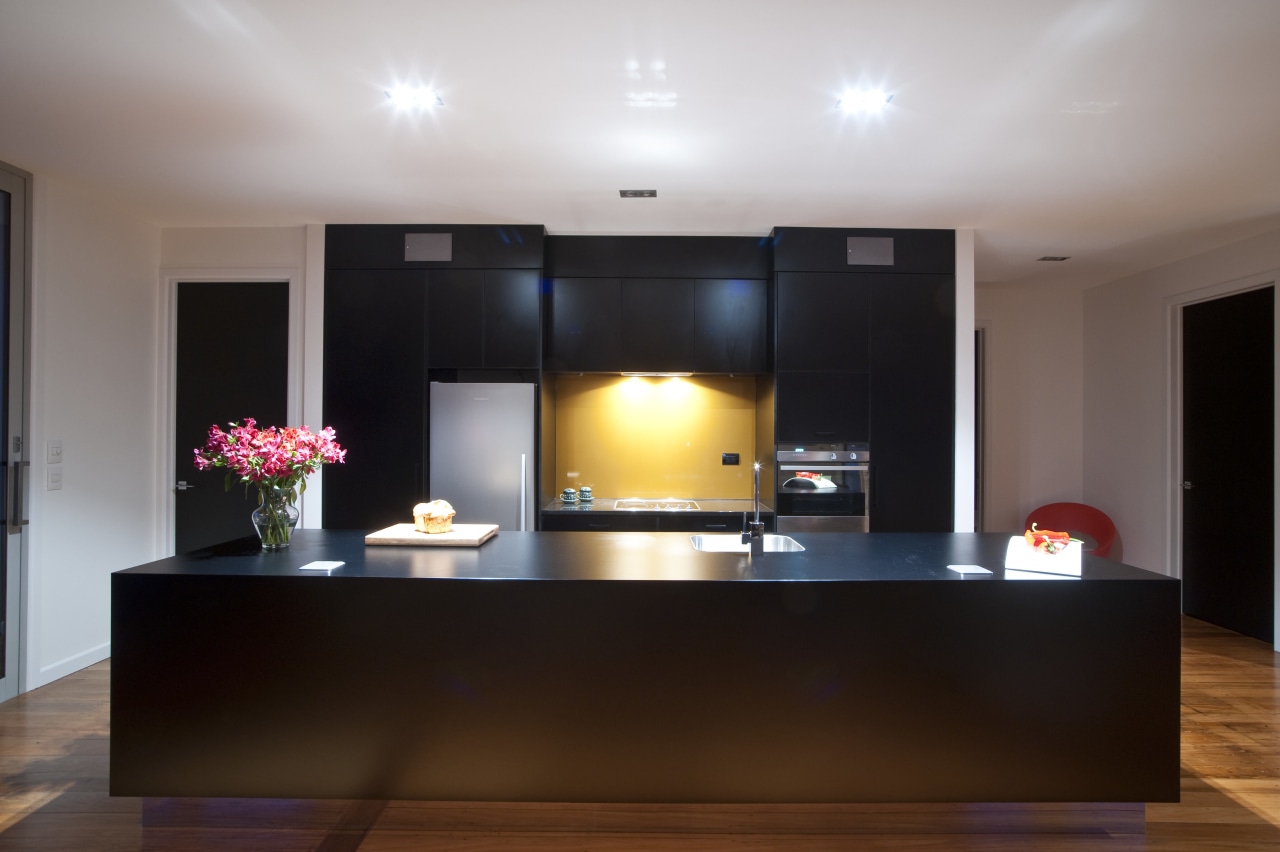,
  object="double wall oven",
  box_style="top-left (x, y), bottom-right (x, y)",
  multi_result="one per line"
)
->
top-left (775, 443), bottom-right (871, 533)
